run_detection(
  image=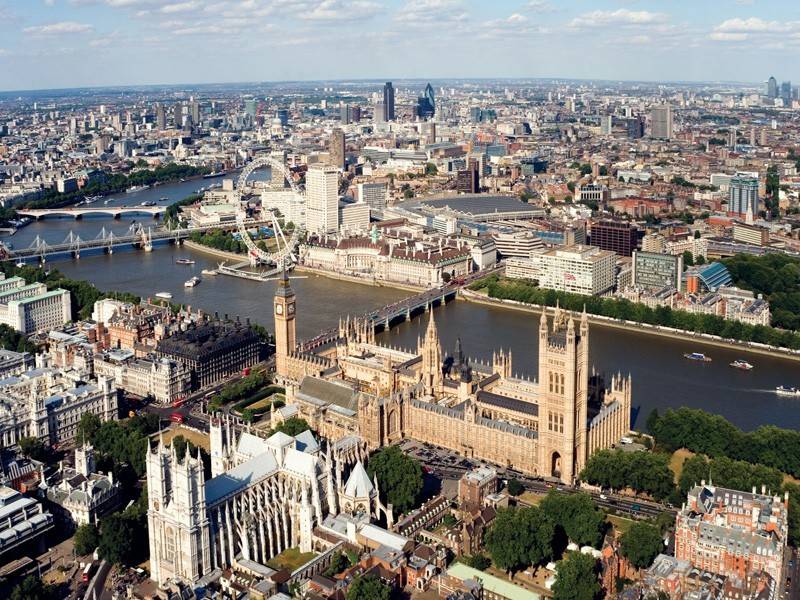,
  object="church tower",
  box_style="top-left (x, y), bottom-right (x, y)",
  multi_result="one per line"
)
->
top-left (537, 304), bottom-right (589, 485)
top-left (274, 264), bottom-right (297, 379)
top-left (419, 312), bottom-right (443, 396)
